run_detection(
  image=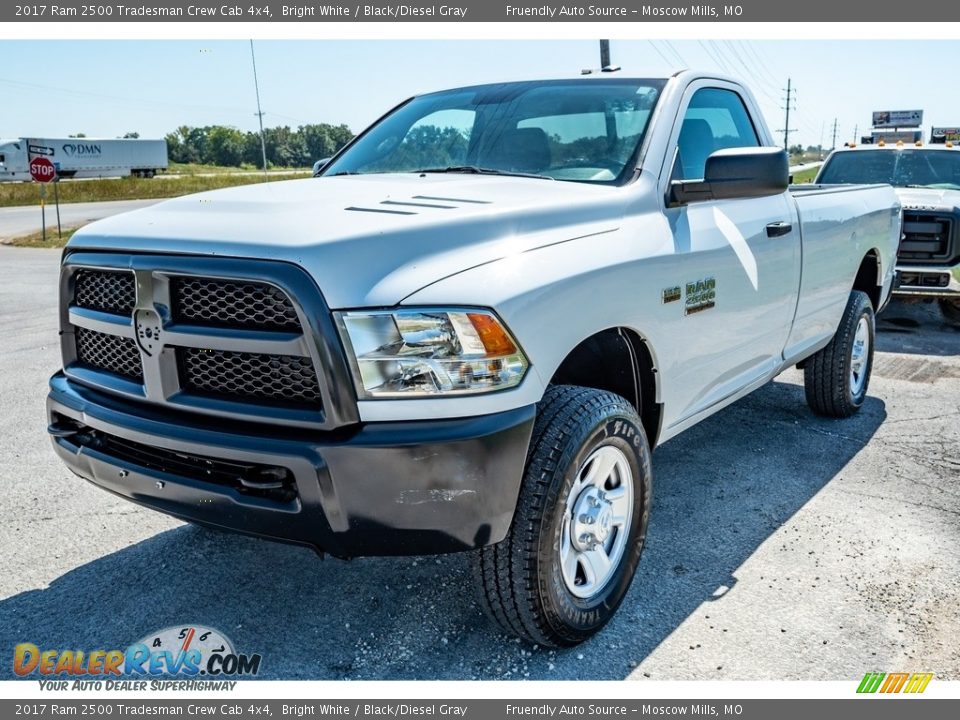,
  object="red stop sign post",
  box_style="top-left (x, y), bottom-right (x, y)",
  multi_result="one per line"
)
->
top-left (30, 156), bottom-right (56, 183)
top-left (30, 156), bottom-right (59, 242)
